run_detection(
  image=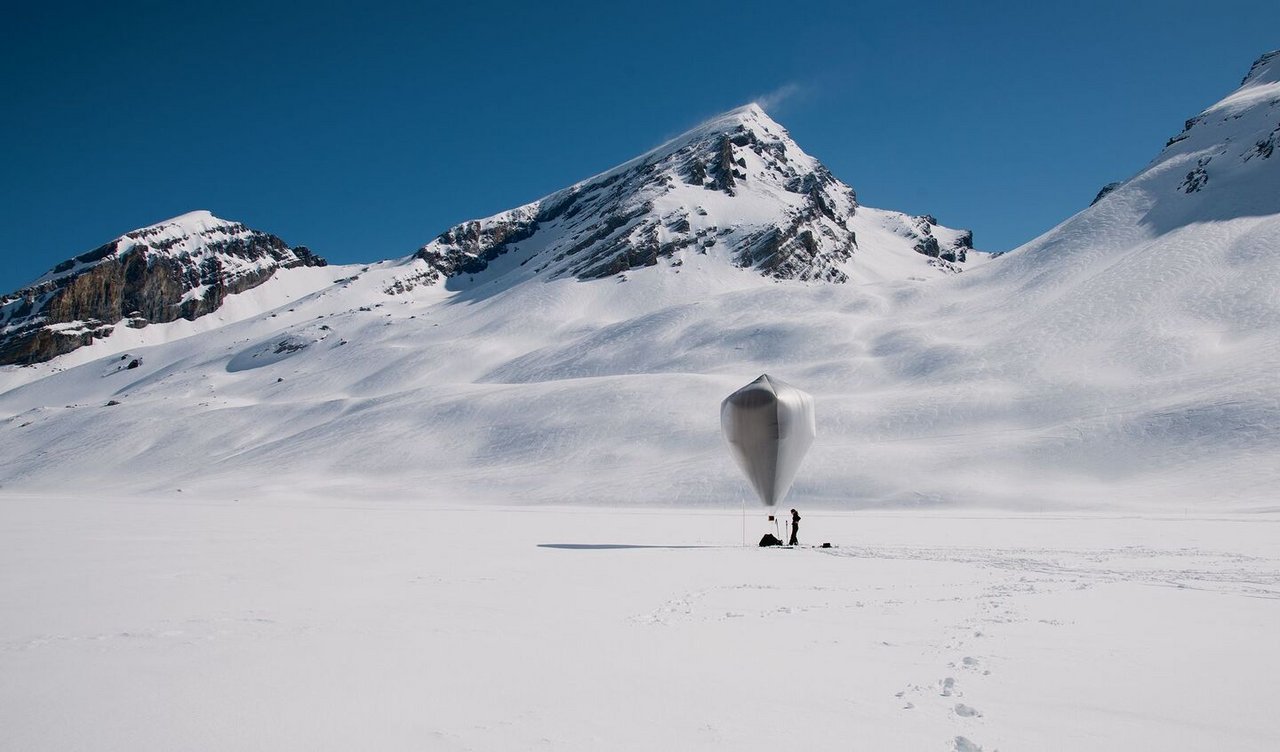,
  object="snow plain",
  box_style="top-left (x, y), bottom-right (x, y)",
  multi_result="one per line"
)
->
top-left (2, 495), bottom-right (1277, 751)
